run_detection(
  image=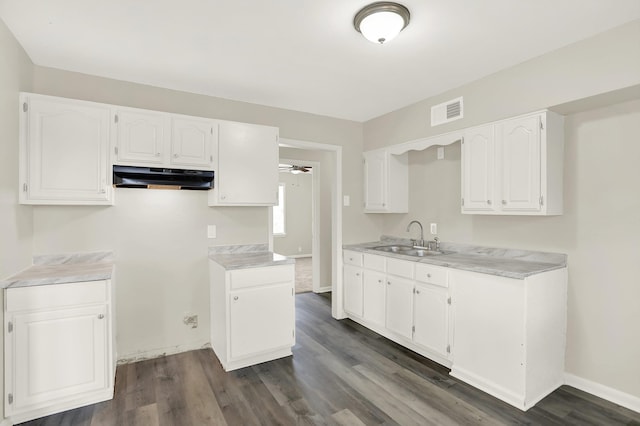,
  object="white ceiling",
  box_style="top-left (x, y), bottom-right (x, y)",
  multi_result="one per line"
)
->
top-left (1, 1), bottom-right (639, 122)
